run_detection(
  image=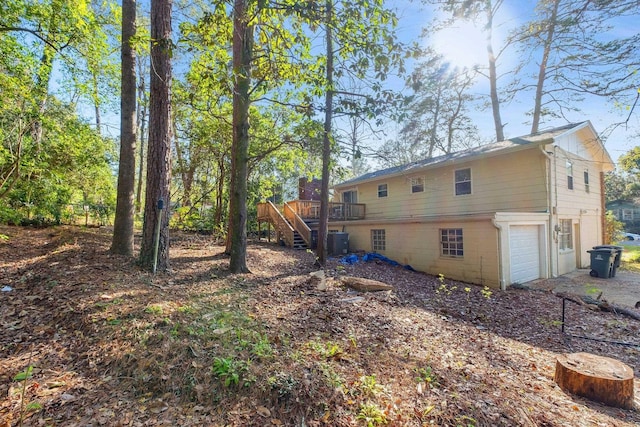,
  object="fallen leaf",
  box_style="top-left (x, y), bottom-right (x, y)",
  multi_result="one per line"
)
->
top-left (257, 406), bottom-right (271, 418)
